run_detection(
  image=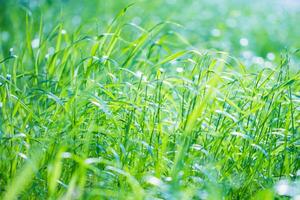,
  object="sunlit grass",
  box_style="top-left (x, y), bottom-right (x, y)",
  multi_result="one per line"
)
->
top-left (0, 1), bottom-right (299, 199)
